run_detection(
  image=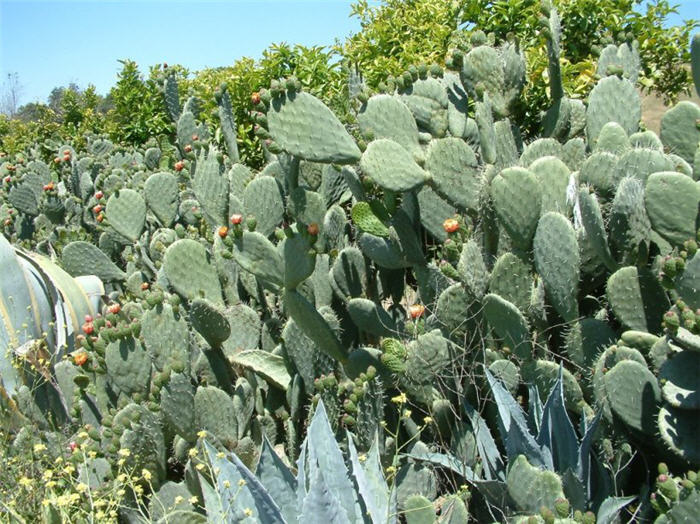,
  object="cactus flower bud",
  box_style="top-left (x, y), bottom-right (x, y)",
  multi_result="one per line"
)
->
top-left (95, 191), bottom-right (104, 200)
top-left (408, 304), bottom-right (425, 319)
top-left (218, 226), bottom-right (228, 238)
top-left (307, 223), bottom-right (319, 236)
top-left (443, 218), bottom-right (459, 233)
top-left (174, 161), bottom-right (185, 172)
top-left (251, 92), bottom-right (261, 105)
top-left (230, 213), bottom-right (243, 225)
top-left (92, 204), bottom-right (102, 214)
top-left (108, 304), bottom-right (121, 315)
top-left (74, 352), bottom-right (89, 366)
